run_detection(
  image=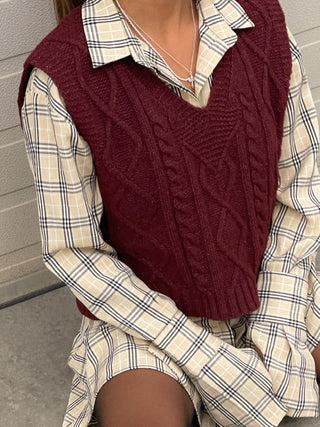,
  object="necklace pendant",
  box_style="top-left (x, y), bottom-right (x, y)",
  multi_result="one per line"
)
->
top-left (189, 74), bottom-right (195, 89)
